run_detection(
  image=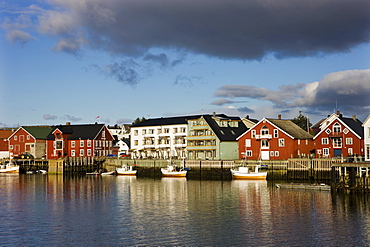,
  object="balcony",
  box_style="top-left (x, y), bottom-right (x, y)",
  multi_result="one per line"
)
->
top-left (328, 132), bottom-right (343, 138)
top-left (186, 135), bottom-right (216, 140)
top-left (255, 134), bottom-right (272, 140)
